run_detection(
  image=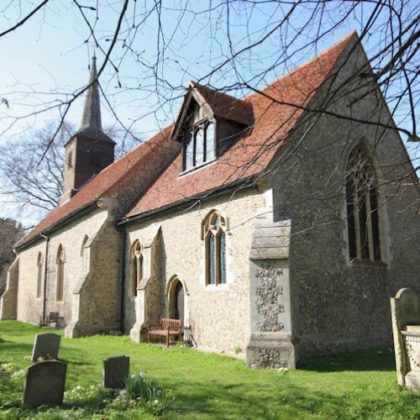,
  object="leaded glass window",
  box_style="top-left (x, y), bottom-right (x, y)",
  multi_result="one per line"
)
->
top-left (203, 211), bottom-right (227, 285)
top-left (346, 145), bottom-right (382, 262)
top-left (183, 121), bottom-right (216, 171)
